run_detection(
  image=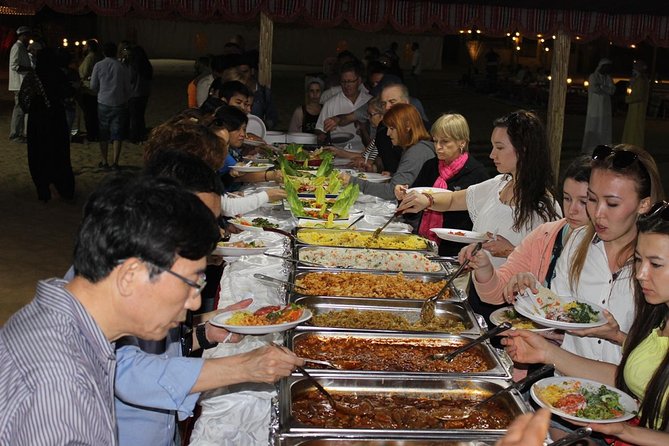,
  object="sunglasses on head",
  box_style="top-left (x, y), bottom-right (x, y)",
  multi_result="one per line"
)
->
top-left (591, 145), bottom-right (639, 169)
top-left (647, 200), bottom-right (669, 220)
